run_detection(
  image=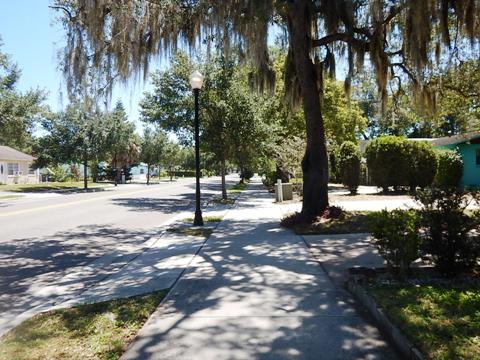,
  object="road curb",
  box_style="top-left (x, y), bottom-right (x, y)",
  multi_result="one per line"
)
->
top-left (346, 272), bottom-right (425, 360)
